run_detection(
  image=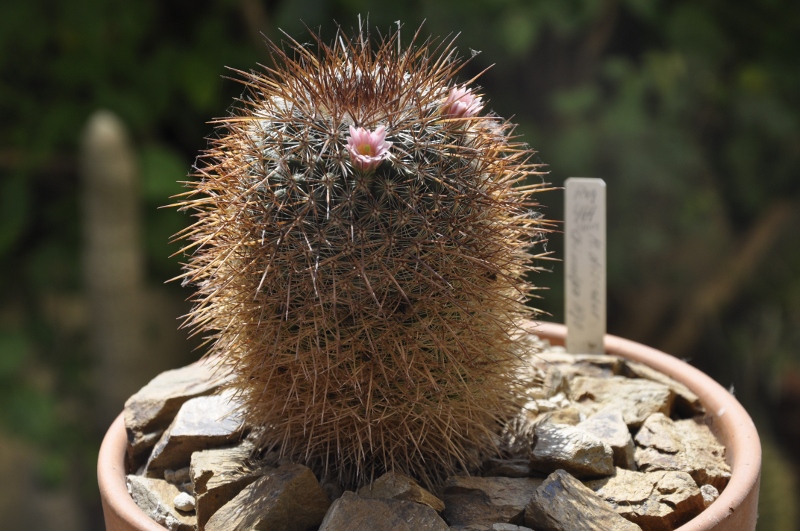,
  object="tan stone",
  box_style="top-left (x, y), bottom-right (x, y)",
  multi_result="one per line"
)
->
top-left (587, 468), bottom-right (704, 530)
top-left (319, 491), bottom-right (449, 531)
top-left (530, 423), bottom-right (614, 478)
top-left (578, 408), bottom-right (636, 470)
top-left (569, 376), bottom-right (674, 428)
top-left (634, 414), bottom-right (731, 490)
top-left (205, 463), bottom-right (330, 531)
top-left (126, 475), bottom-right (196, 531)
top-left (124, 360), bottom-right (232, 458)
top-left (190, 440), bottom-right (263, 530)
top-left (145, 390), bottom-right (245, 476)
top-left (358, 471), bottom-right (445, 512)
top-left (622, 360), bottom-right (704, 416)
top-left (441, 476), bottom-right (543, 526)
top-left (524, 470), bottom-right (641, 531)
